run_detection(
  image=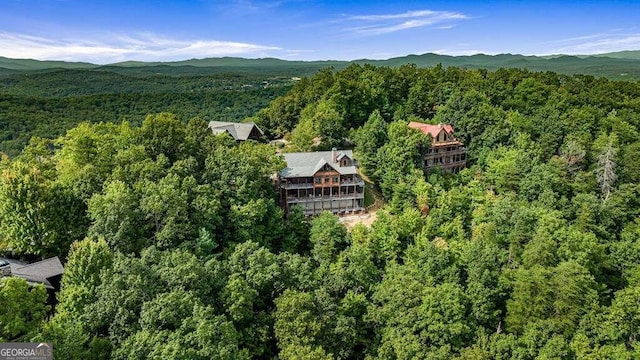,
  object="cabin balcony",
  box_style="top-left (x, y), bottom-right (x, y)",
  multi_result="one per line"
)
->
top-left (340, 175), bottom-right (364, 186)
top-left (280, 177), bottom-right (314, 189)
top-left (426, 148), bottom-right (467, 157)
top-left (284, 192), bottom-right (365, 204)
